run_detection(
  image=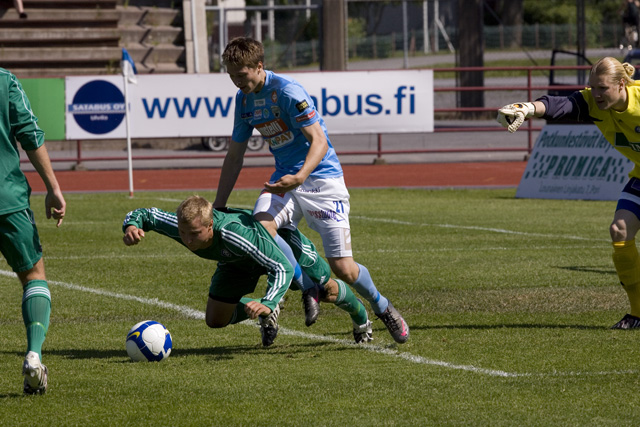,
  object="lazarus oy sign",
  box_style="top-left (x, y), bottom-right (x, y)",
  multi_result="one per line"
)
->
top-left (516, 125), bottom-right (633, 201)
top-left (65, 70), bottom-right (433, 140)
